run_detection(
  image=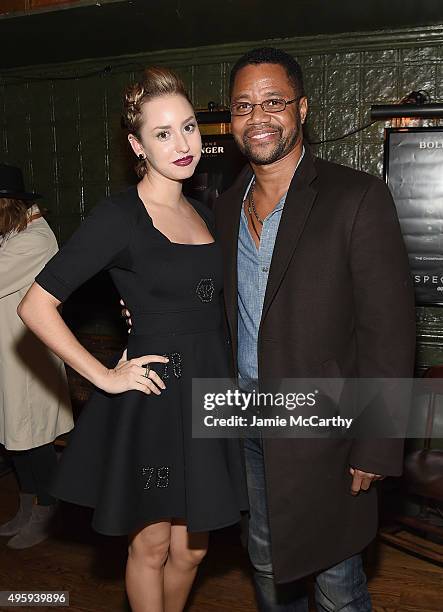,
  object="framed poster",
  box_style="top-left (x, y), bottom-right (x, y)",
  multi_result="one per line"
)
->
top-left (384, 127), bottom-right (443, 305)
top-left (184, 114), bottom-right (247, 208)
